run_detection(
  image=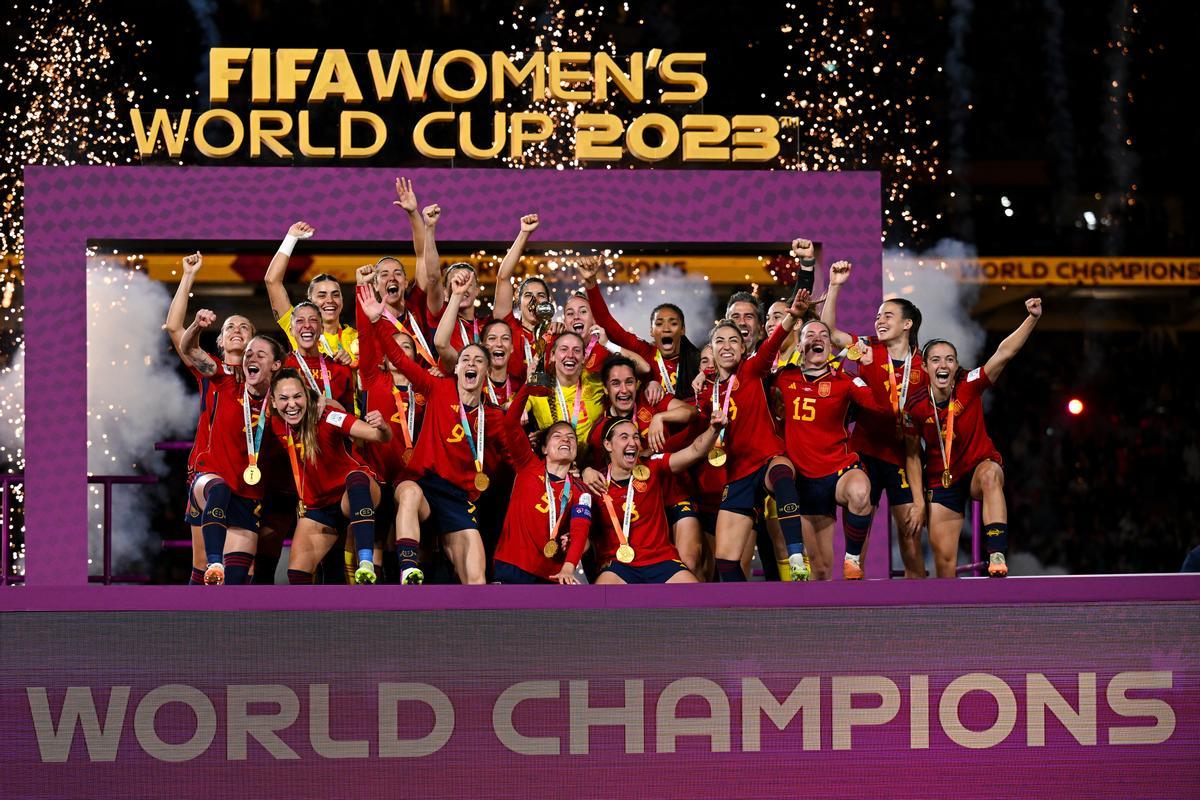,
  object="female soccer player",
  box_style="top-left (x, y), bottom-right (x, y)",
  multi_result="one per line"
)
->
top-left (492, 383), bottom-right (593, 584)
top-left (586, 409), bottom-right (726, 584)
top-left (775, 320), bottom-right (910, 580)
top-left (179, 315), bottom-right (283, 585)
top-left (269, 368), bottom-right (391, 585)
top-left (480, 319), bottom-right (518, 408)
top-left (283, 301), bottom-right (356, 413)
top-left (523, 330), bottom-right (608, 451)
top-left (577, 258), bottom-right (702, 399)
top-left (164, 252), bottom-right (256, 583)
top-left (488, 213), bottom-right (545, 378)
top-left (822, 257), bottom-right (929, 577)
top-left (361, 286), bottom-right (508, 585)
top-left (906, 298), bottom-right (1044, 578)
top-left (706, 287), bottom-right (813, 582)
top-left (265, 221), bottom-right (358, 364)
top-left (374, 177), bottom-right (438, 368)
